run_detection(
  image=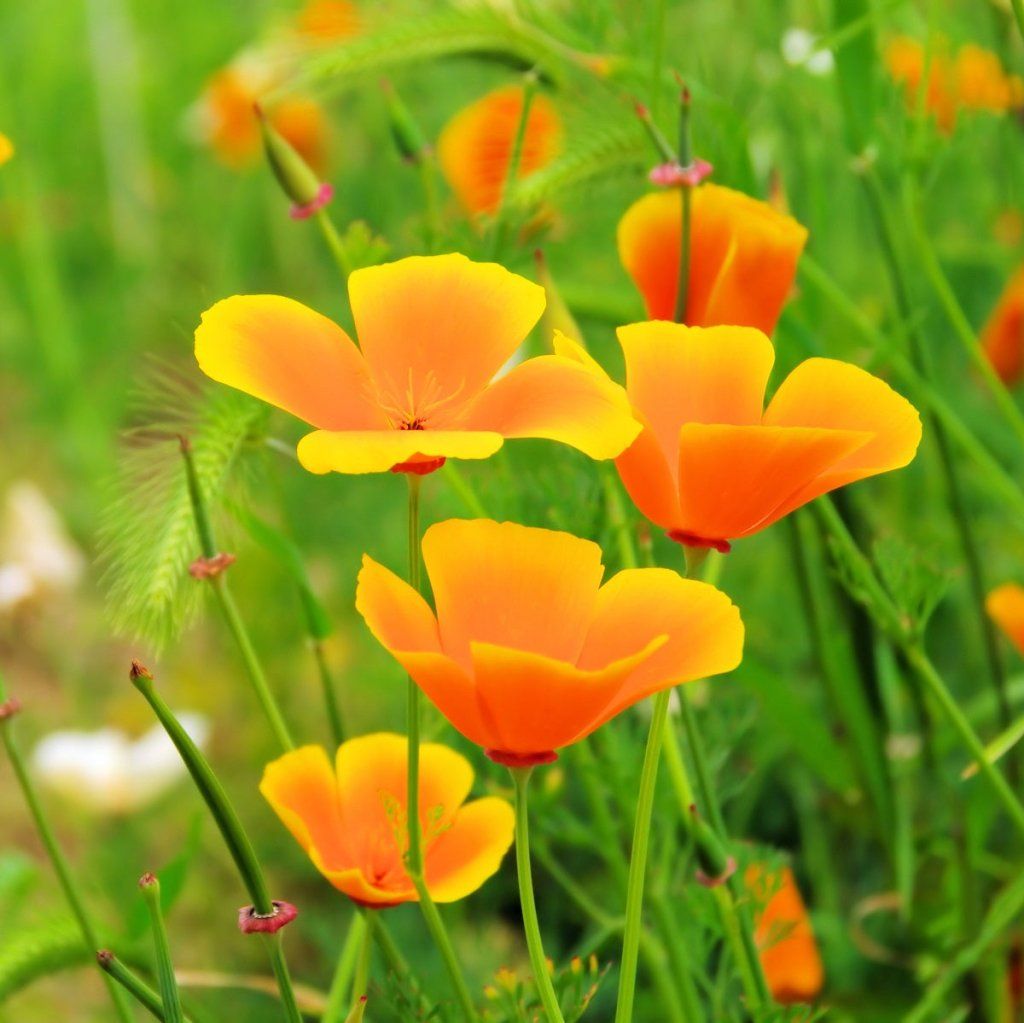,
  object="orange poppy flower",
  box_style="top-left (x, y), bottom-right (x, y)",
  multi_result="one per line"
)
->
top-left (746, 864), bottom-right (824, 1005)
top-left (260, 733), bottom-right (514, 907)
top-left (584, 322), bottom-right (921, 552)
top-left (195, 253), bottom-right (639, 475)
top-left (194, 57), bottom-right (326, 170)
top-left (617, 184), bottom-right (808, 334)
top-left (986, 584), bottom-right (1024, 657)
top-left (982, 267), bottom-right (1024, 386)
top-left (356, 518), bottom-right (744, 766)
top-left (438, 86), bottom-right (561, 216)
top-left (295, 0), bottom-right (360, 40)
